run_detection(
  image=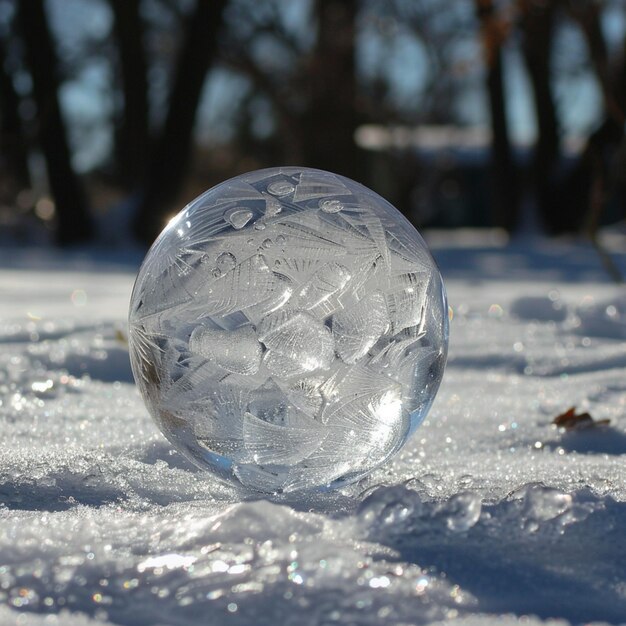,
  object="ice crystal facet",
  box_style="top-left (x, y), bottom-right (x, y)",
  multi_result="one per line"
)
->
top-left (128, 167), bottom-right (448, 493)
